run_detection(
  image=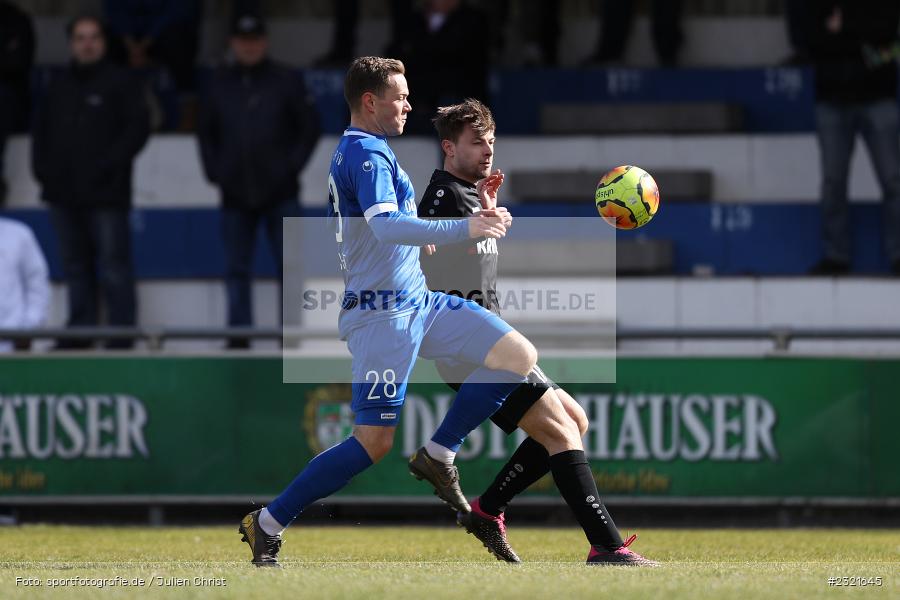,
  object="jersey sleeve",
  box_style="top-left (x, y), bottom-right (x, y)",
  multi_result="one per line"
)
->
top-left (354, 150), bottom-right (399, 221)
top-left (418, 184), bottom-right (465, 218)
top-left (368, 211), bottom-right (470, 246)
